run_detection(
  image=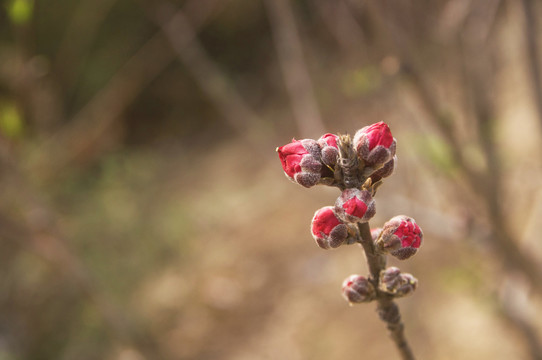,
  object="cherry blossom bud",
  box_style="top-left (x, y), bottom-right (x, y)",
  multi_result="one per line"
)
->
top-left (376, 215), bottom-right (423, 260)
top-left (353, 122), bottom-right (396, 168)
top-left (311, 206), bottom-right (352, 249)
top-left (379, 267), bottom-right (418, 297)
top-left (277, 139), bottom-right (323, 188)
top-left (342, 275), bottom-right (376, 304)
top-left (370, 155), bottom-right (397, 183)
top-left (334, 188), bottom-right (376, 223)
top-left (318, 133), bottom-right (339, 167)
